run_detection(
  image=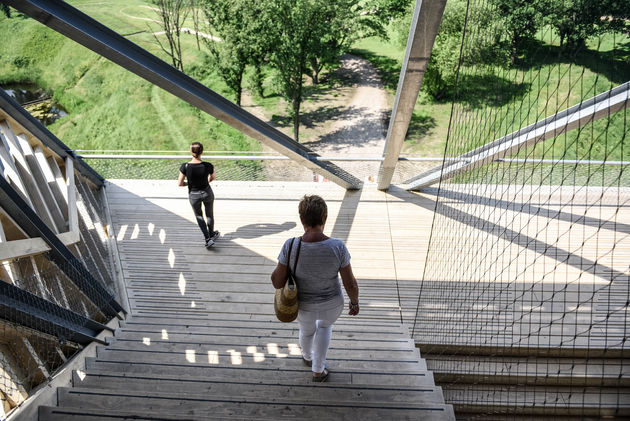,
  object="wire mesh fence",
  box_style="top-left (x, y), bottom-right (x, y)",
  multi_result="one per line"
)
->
top-left (80, 152), bottom-right (630, 189)
top-left (1, 172), bottom-right (120, 416)
top-left (412, 0), bottom-right (630, 417)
